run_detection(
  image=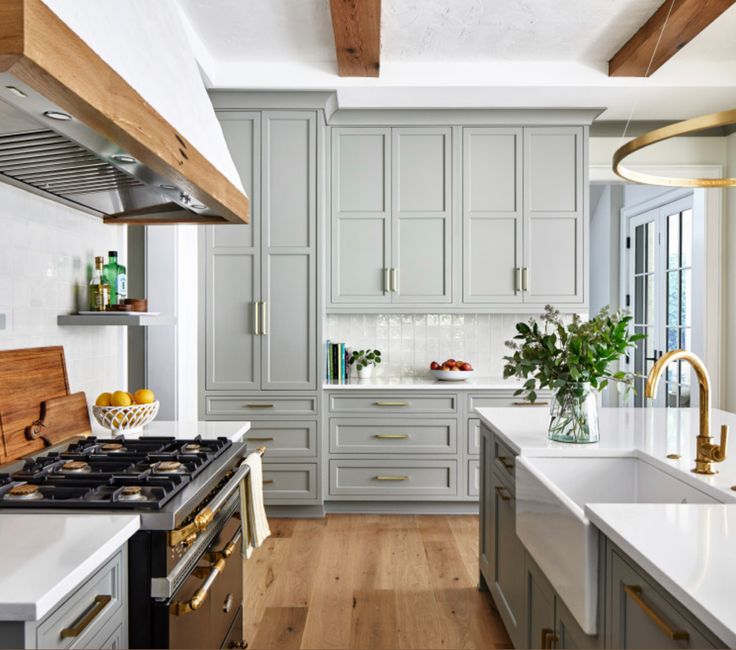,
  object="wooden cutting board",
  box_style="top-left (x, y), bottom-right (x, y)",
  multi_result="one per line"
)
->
top-left (0, 346), bottom-right (89, 464)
